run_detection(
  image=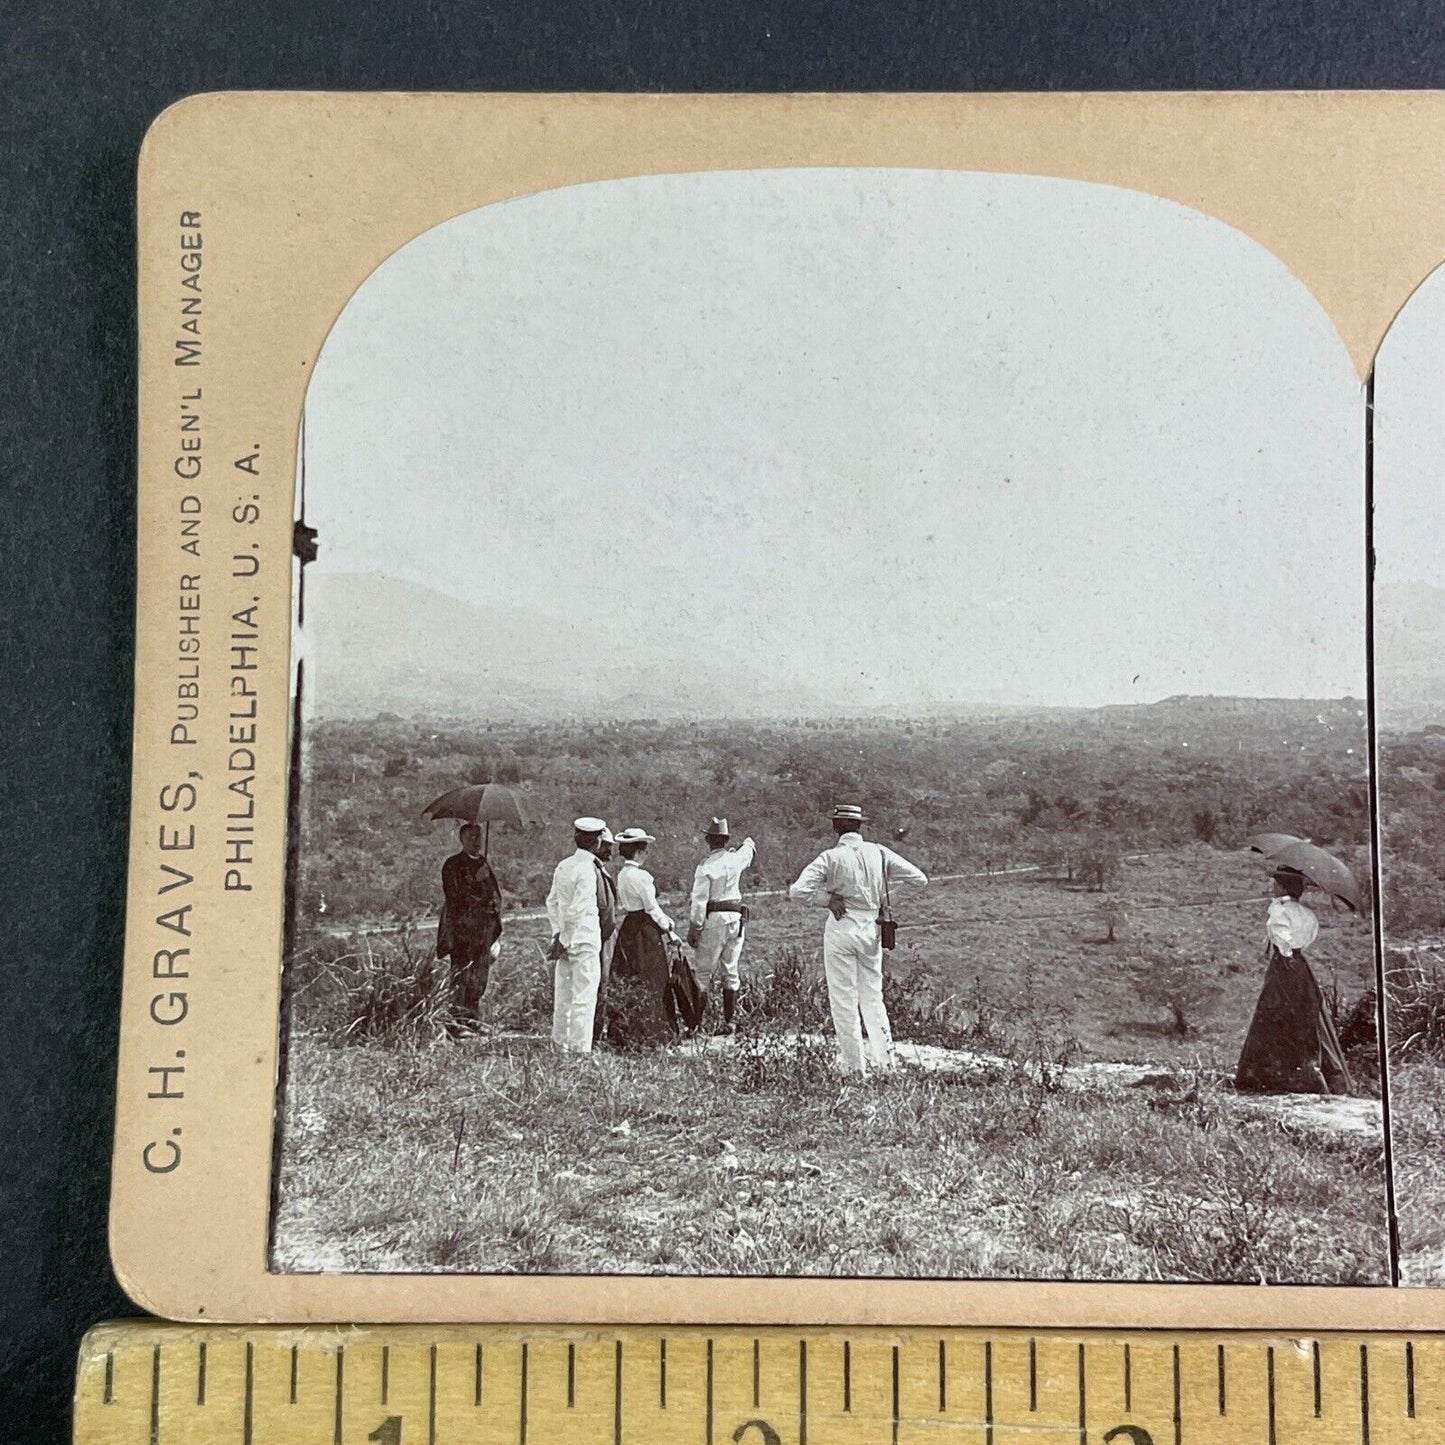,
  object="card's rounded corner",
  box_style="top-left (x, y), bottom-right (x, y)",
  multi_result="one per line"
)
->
top-left (137, 91), bottom-right (240, 185)
top-left (108, 1214), bottom-right (211, 1325)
